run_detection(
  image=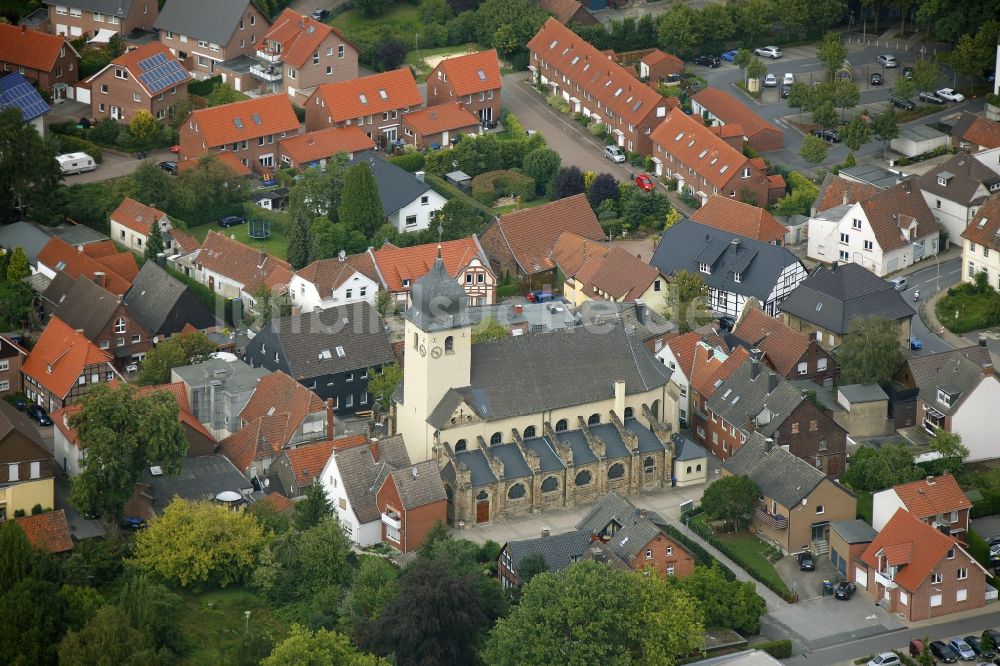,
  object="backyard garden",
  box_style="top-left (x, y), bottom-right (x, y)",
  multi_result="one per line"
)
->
top-left (936, 270), bottom-right (1000, 334)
